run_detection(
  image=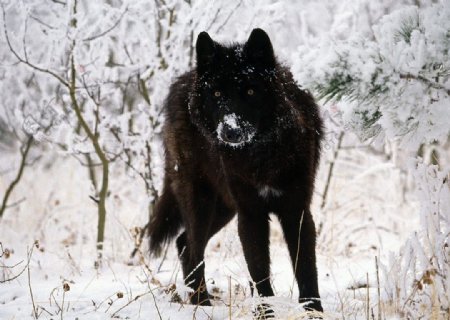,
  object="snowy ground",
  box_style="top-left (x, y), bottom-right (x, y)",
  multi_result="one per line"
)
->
top-left (0, 130), bottom-right (419, 319)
